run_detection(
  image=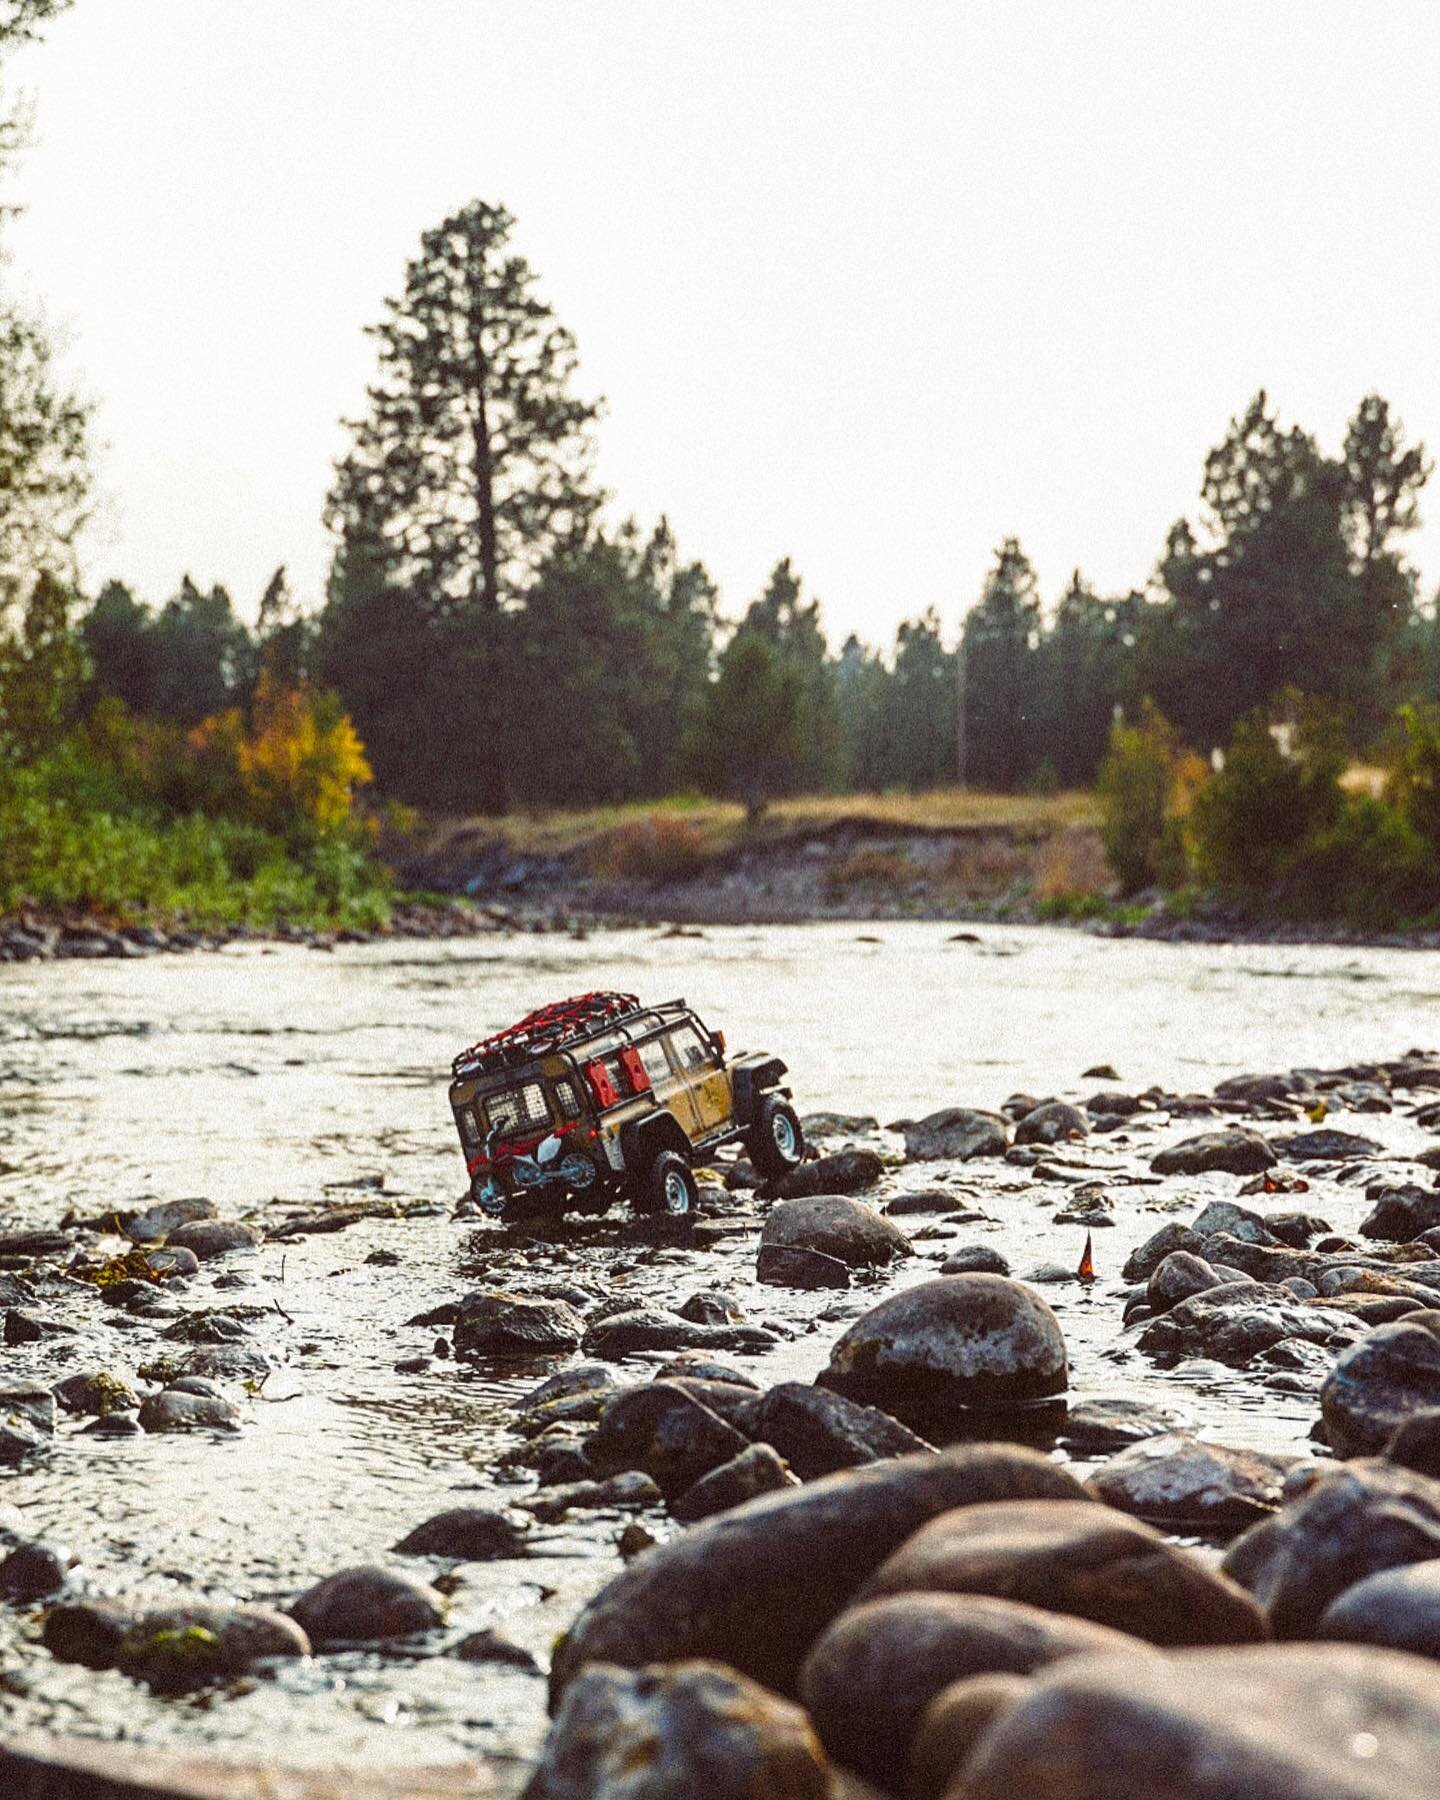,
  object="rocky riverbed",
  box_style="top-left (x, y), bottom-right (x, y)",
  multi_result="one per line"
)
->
top-left (6, 925), bottom-right (1440, 1796)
